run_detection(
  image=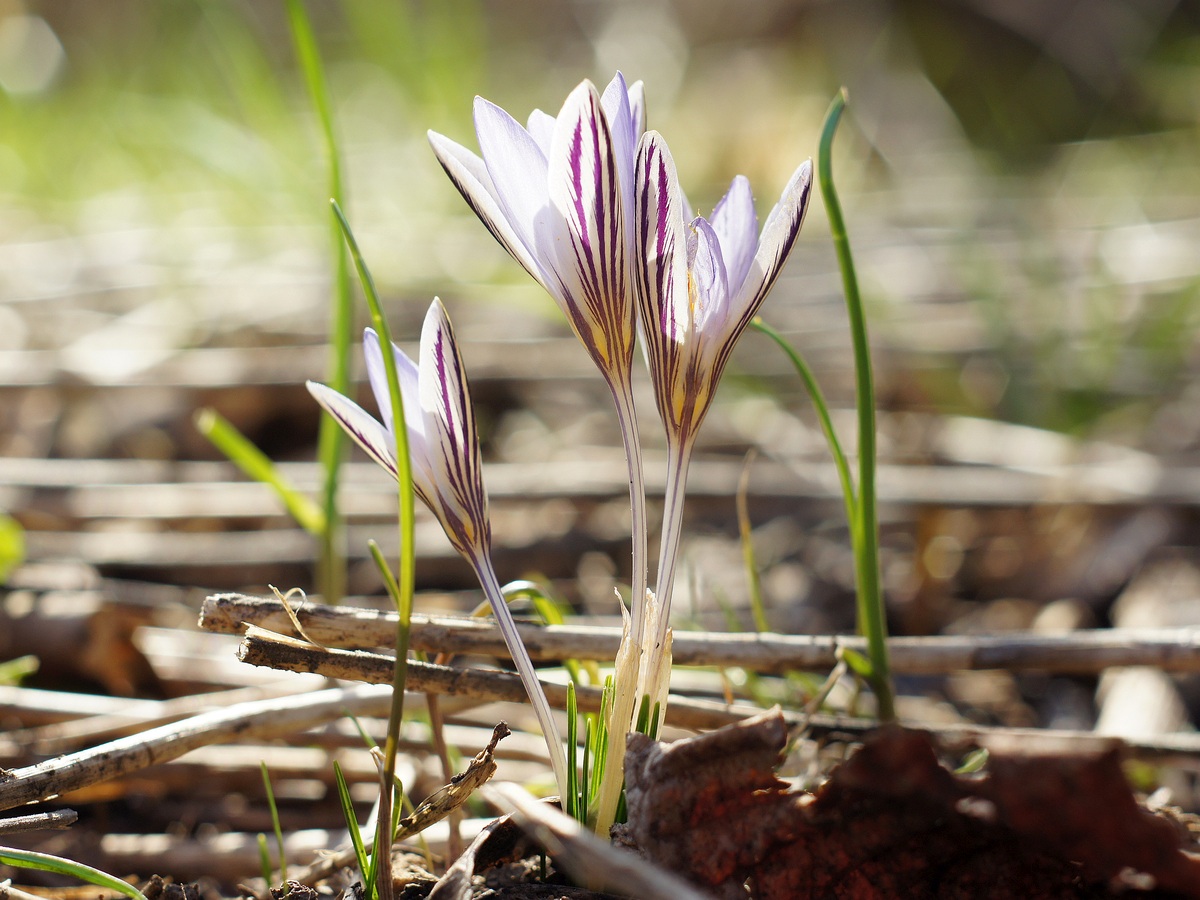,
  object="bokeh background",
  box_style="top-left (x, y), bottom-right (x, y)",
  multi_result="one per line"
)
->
top-left (2, 0), bottom-right (1200, 719)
